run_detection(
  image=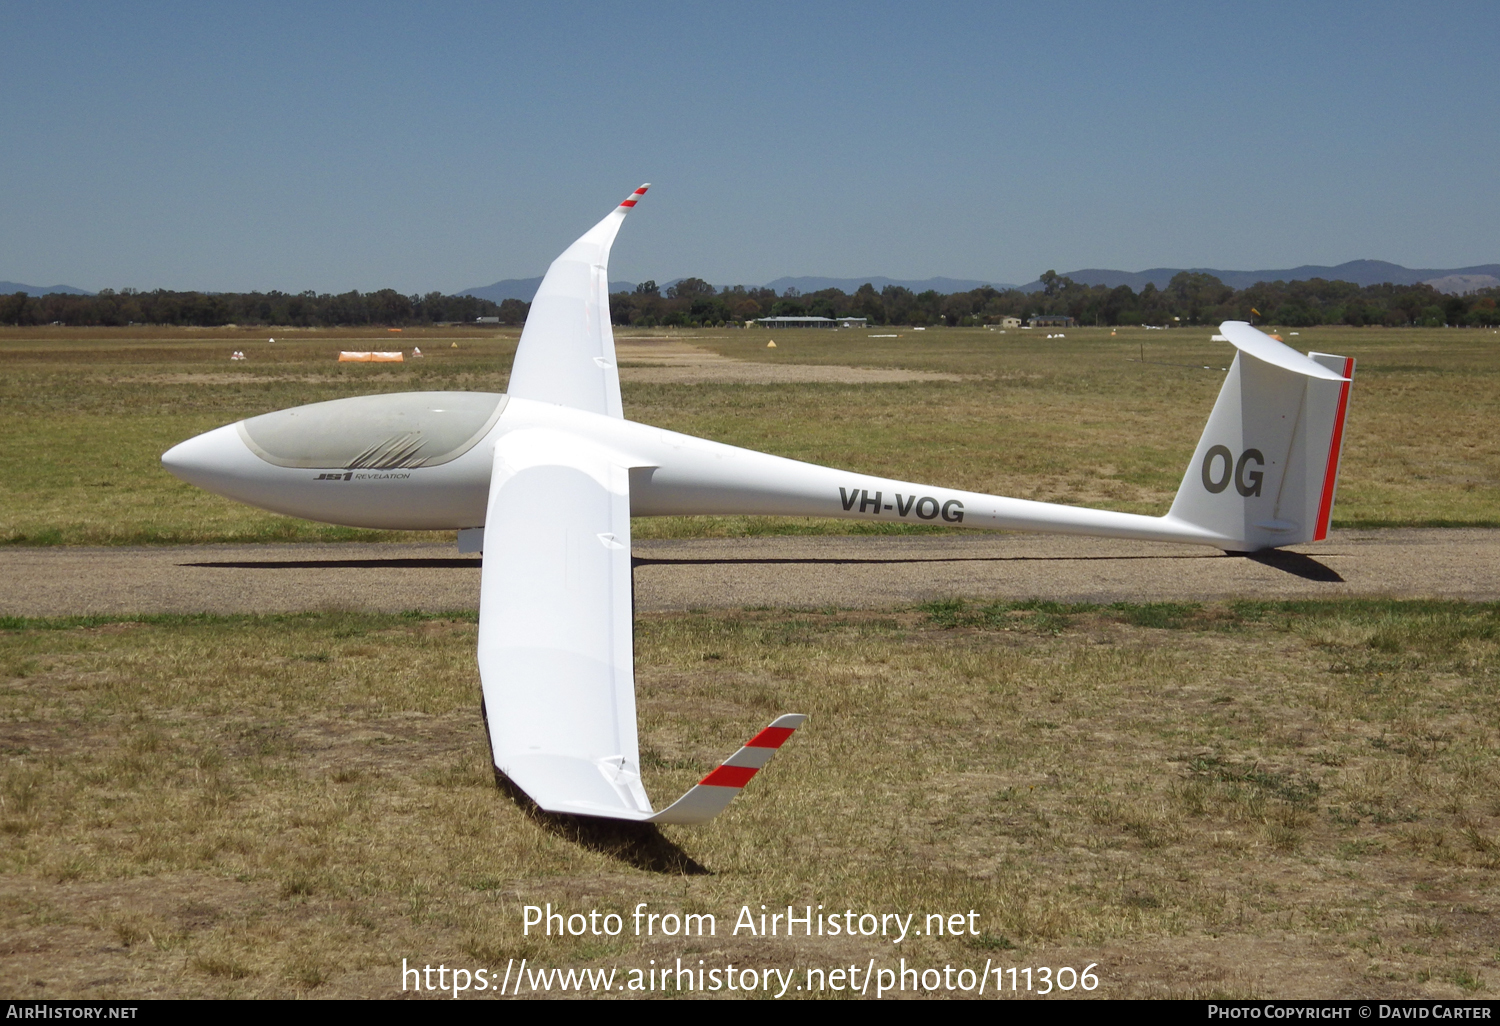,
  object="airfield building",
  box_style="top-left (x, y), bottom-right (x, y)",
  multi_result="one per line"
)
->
top-left (756, 316), bottom-right (838, 329)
